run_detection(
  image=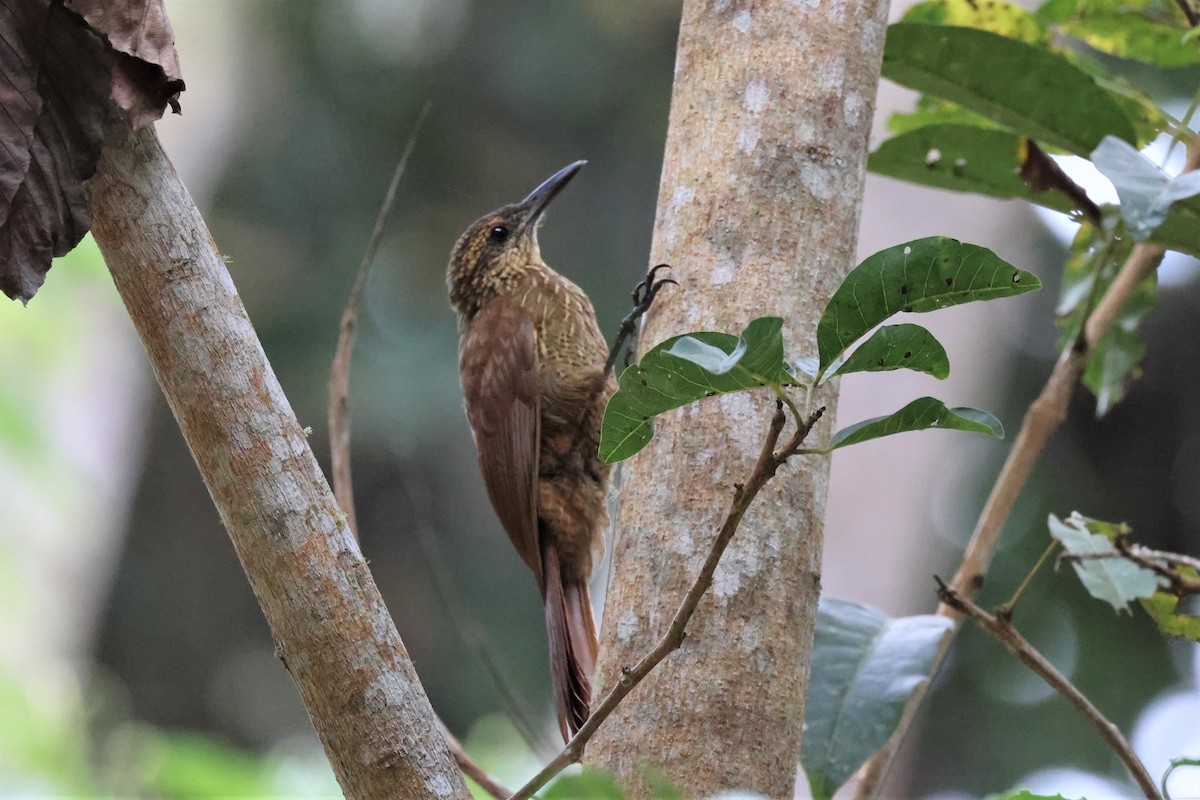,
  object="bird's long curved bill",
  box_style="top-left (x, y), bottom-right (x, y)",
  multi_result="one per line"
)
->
top-left (521, 160), bottom-right (586, 226)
